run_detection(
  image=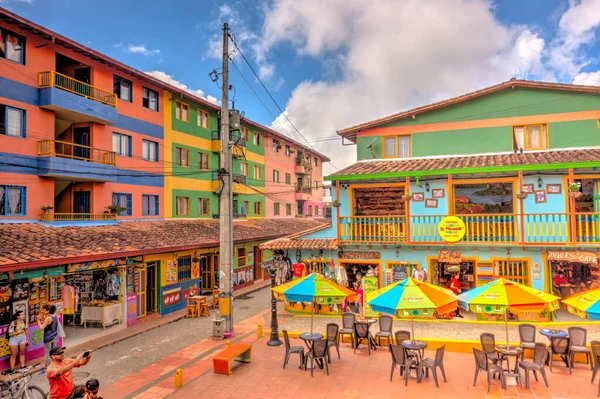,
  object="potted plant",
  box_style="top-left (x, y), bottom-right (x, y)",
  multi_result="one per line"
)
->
top-left (568, 183), bottom-right (581, 199)
top-left (41, 205), bottom-right (54, 214)
top-left (401, 193), bottom-right (411, 202)
top-left (332, 200), bottom-right (341, 208)
top-left (516, 192), bottom-right (528, 200)
top-left (105, 205), bottom-right (127, 214)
